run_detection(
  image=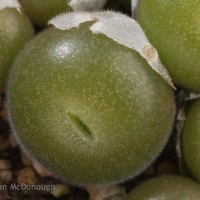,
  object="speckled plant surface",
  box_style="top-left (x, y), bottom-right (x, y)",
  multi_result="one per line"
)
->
top-left (126, 176), bottom-right (200, 200)
top-left (135, 0), bottom-right (200, 91)
top-left (0, 1), bottom-right (34, 92)
top-left (181, 99), bottom-right (200, 183)
top-left (7, 17), bottom-right (175, 185)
